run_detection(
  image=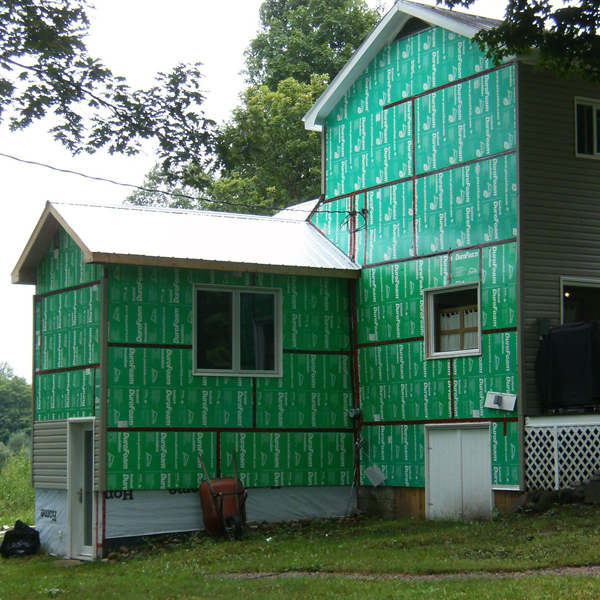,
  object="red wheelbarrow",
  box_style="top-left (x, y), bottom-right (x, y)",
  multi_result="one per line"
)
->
top-left (198, 454), bottom-right (247, 540)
